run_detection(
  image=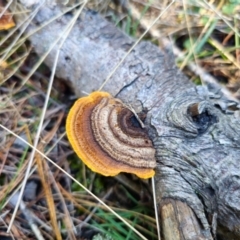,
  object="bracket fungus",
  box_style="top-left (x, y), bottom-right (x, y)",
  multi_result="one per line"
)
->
top-left (66, 91), bottom-right (156, 179)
